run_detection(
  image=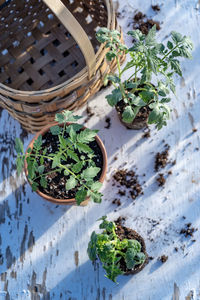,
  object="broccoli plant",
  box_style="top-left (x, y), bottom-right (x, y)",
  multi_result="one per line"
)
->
top-left (15, 110), bottom-right (103, 205)
top-left (87, 216), bottom-right (146, 283)
top-left (96, 26), bottom-right (193, 129)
